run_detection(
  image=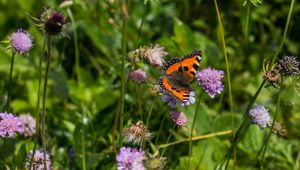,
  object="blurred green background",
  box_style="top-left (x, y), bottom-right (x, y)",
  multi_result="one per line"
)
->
top-left (0, 0), bottom-right (300, 169)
